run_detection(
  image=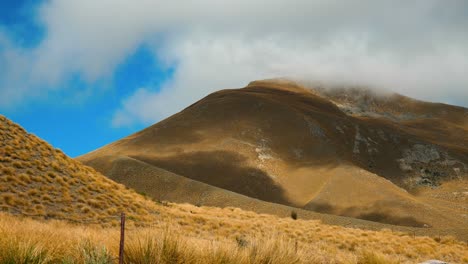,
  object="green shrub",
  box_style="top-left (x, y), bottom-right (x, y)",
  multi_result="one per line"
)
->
top-left (81, 240), bottom-right (113, 264)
